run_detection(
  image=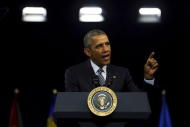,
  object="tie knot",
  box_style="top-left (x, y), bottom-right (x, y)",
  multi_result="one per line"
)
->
top-left (97, 68), bottom-right (104, 74)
